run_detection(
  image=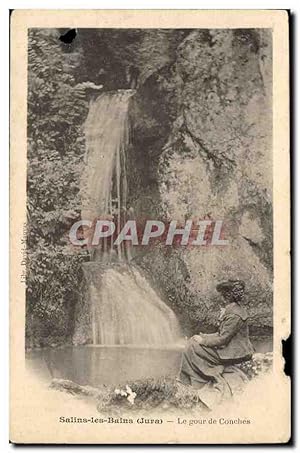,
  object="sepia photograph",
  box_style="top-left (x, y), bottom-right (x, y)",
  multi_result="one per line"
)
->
top-left (9, 10), bottom-right (290, 444)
